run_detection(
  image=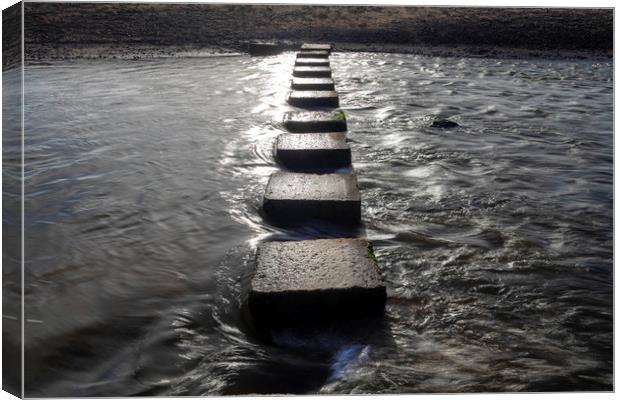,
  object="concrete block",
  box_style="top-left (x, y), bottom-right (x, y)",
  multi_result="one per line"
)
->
top-left (291, 77), bottom-right (335, 91)
top-left (301, 43), bottom-right (333, 53)
top-left (292, 66), bottom-right (332, 78)
top-left (248, 238), bottom-right (386, 328)
top-left (295, 58), bottom-right (330, 67)
top-left (263, 172), bottom-right (360, 224)
top-left (287, 90), bottom-right (339, 108)
top-left (296, 50), bottom-right (330, 59)
top-left (283, 110), bottom-right (347, 133)
top-left (276, 132), bottom-right (350, 171)
top-left (248, 42), bottom-right (282, 56)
